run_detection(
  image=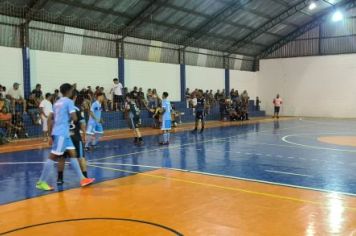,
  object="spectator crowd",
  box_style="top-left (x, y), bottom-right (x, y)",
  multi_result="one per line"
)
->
top-left (0, 79), bottom-right (259, 143)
